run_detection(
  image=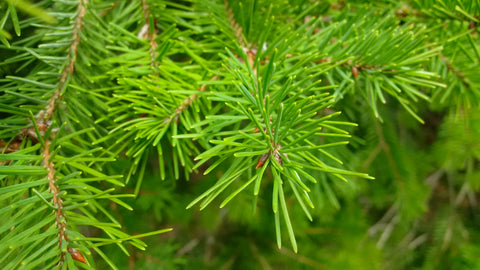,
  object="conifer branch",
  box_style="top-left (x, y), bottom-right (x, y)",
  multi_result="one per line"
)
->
top-left (223, 0), bottom-right (259, 74)
top-left (440, 54), bottom-right (471, 89)
top-left (396, 4), bottom-right (480, 23)
top-left (33, 0), bottom-right (88, 264)
top-left (140, 0), bottom-right (158, 69)
top-left (139, 0), bottom-right (217, 127)
top-left (43, 139), bottom-right (68, 262)
top-left (38, 0), bottom-right (87, 121)
top-left (224, 0), bottom-right (245, 47)
top-left (163, 75), bottom-right (220, 125)
top-left (222, 4), bottom-right (278, 166)
top-left (3, 1), bottom-right (477, 267)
